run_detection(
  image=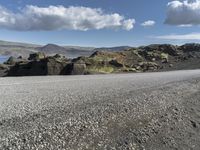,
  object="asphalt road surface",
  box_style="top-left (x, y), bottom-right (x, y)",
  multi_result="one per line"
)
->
top-left (0, 70), bottom-right (200, 150)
